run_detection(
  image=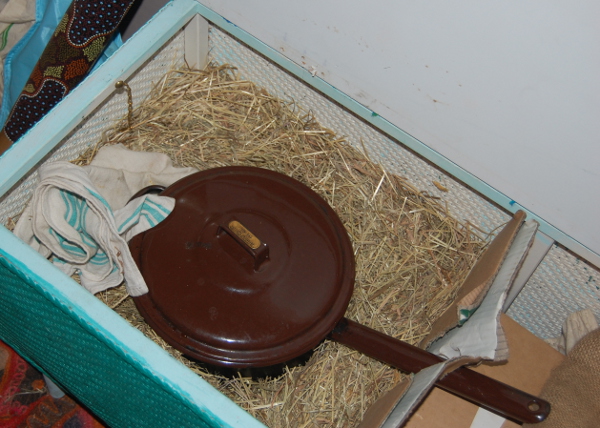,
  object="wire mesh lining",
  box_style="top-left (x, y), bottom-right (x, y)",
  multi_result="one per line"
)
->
top-left (508, 245), bottom-right (600, 339)
top-left (207, 27), bottom-right (511, 236)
